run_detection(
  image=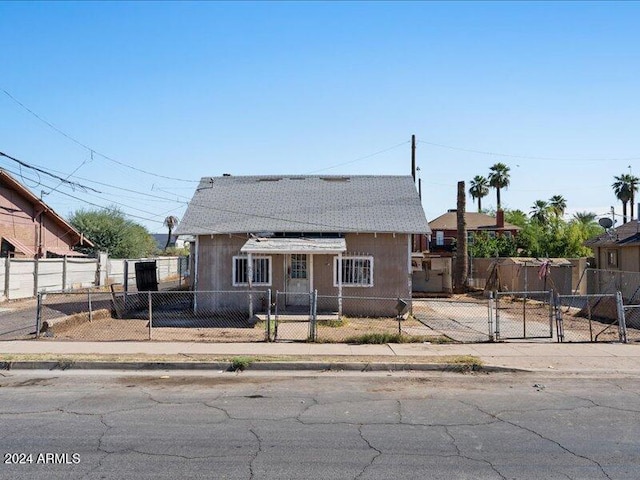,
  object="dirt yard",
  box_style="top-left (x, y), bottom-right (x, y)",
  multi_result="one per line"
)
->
top-left (45, 315), bottom-right (445, 343)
